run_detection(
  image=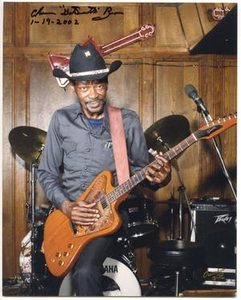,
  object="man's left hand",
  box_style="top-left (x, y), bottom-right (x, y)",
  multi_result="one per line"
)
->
top-left (145, 152), bottom-right (171, 184)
